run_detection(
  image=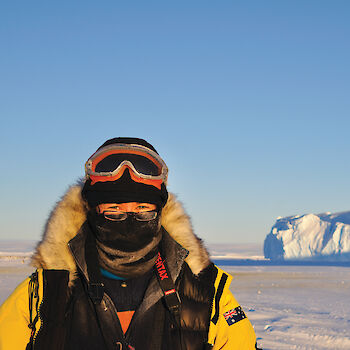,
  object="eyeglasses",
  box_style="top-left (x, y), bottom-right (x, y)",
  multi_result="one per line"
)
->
top-left (102, 210), bottom-right (158, 222)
